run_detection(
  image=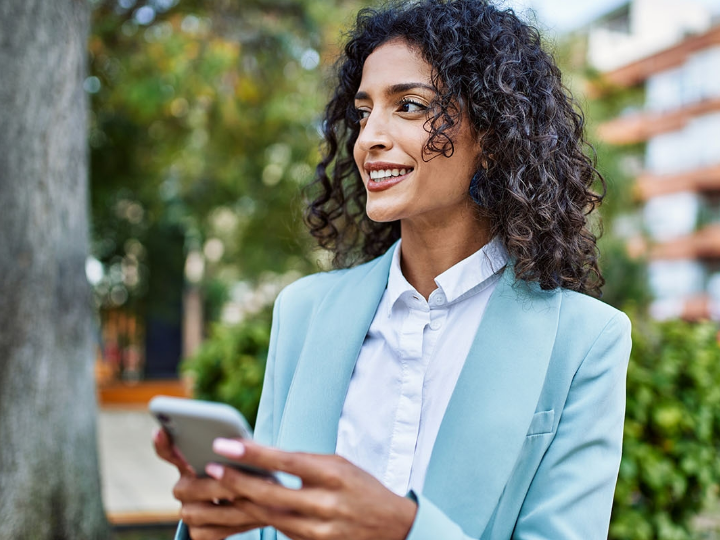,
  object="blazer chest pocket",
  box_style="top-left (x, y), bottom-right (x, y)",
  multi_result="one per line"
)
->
top-left (526, 410), bottom-right (555, 436)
